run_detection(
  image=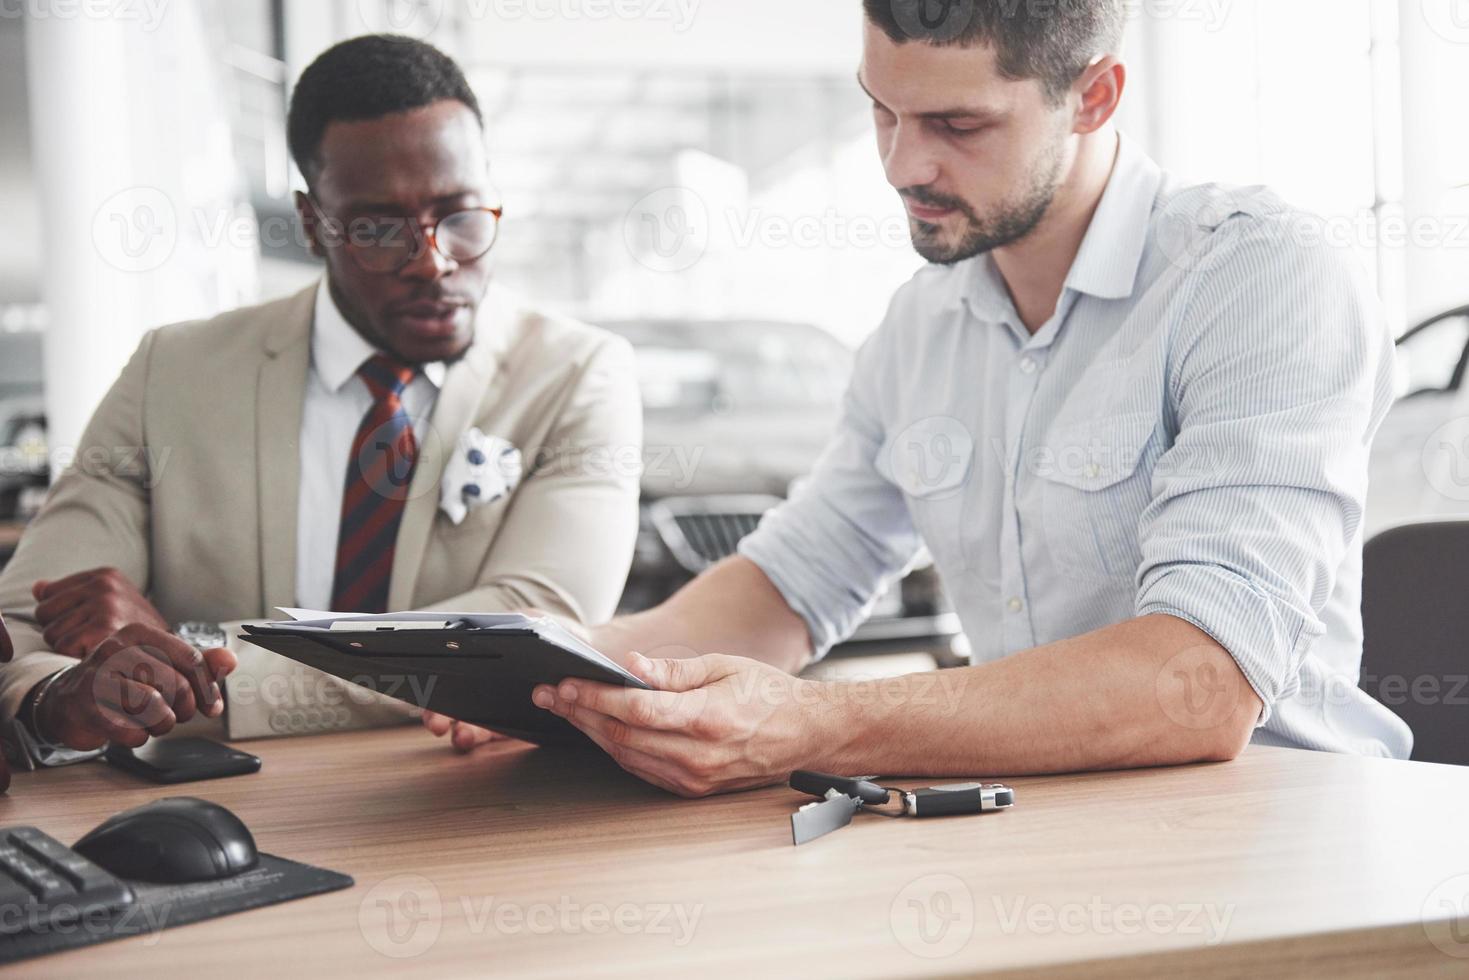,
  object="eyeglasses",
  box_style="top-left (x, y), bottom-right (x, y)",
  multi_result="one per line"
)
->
top-left (306, 197), bottom-right (503, 274)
